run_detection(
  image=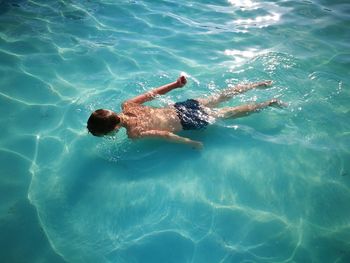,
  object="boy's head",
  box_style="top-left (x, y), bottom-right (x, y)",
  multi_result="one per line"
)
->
top-left (87, 109), bottom-right (120, 136)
